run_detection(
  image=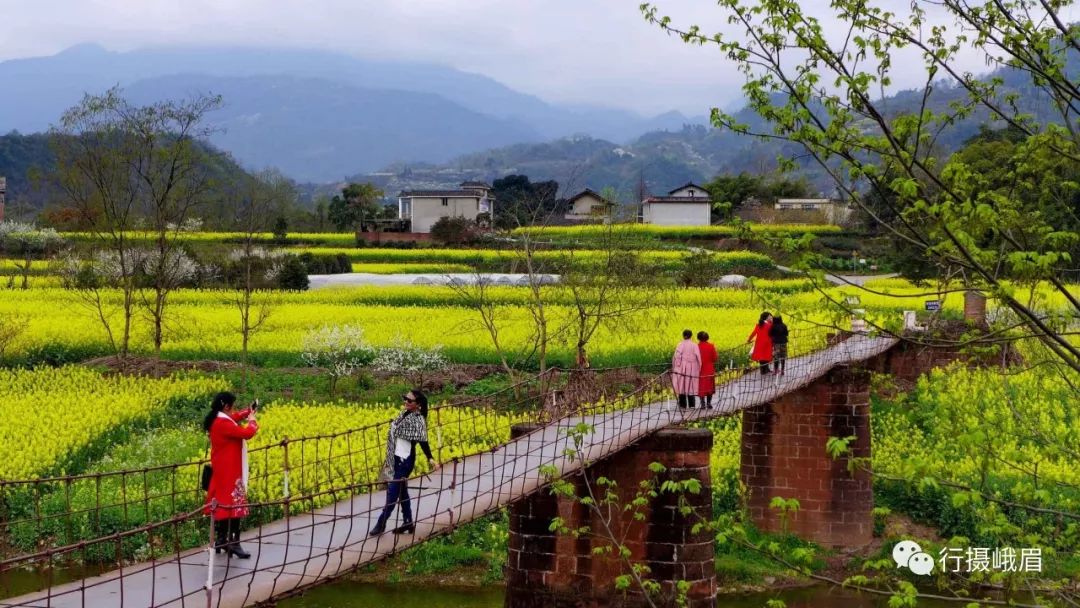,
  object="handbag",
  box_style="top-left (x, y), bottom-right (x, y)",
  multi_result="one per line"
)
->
top-left (200, 445), bottom-right (212, 491)
top-left (378, 463), bottom-right (394, 483)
